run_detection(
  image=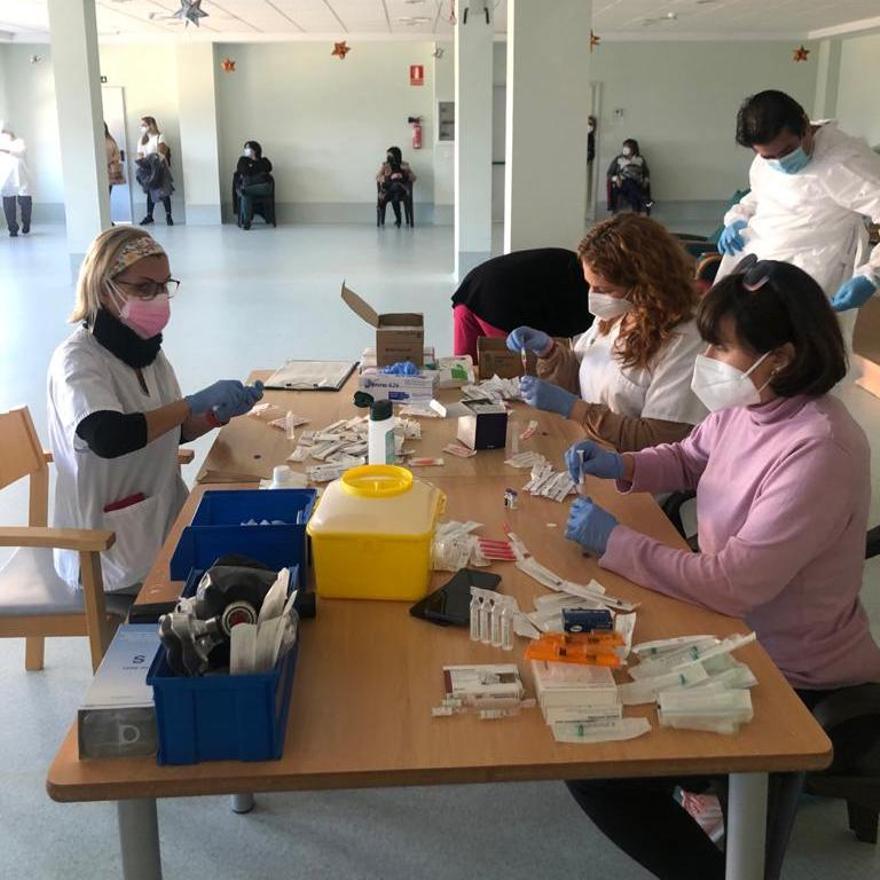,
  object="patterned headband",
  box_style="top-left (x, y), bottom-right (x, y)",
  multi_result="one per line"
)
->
top-left (109, 236), bottom-right (166, 278)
